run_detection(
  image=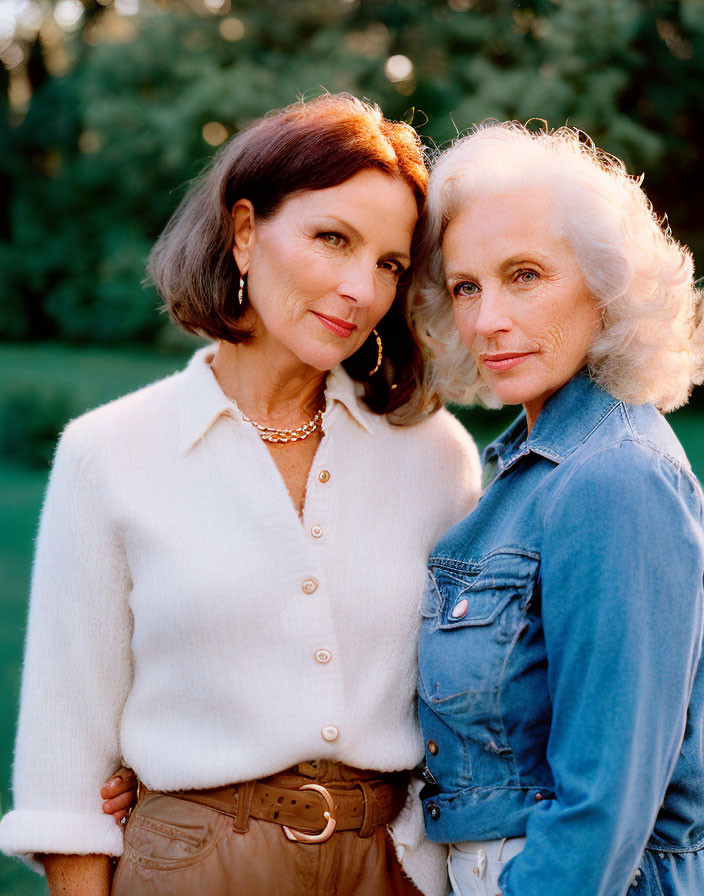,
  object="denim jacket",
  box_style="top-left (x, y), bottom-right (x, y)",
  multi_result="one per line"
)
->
top-left (418, 371), bottom-right (704, 896)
